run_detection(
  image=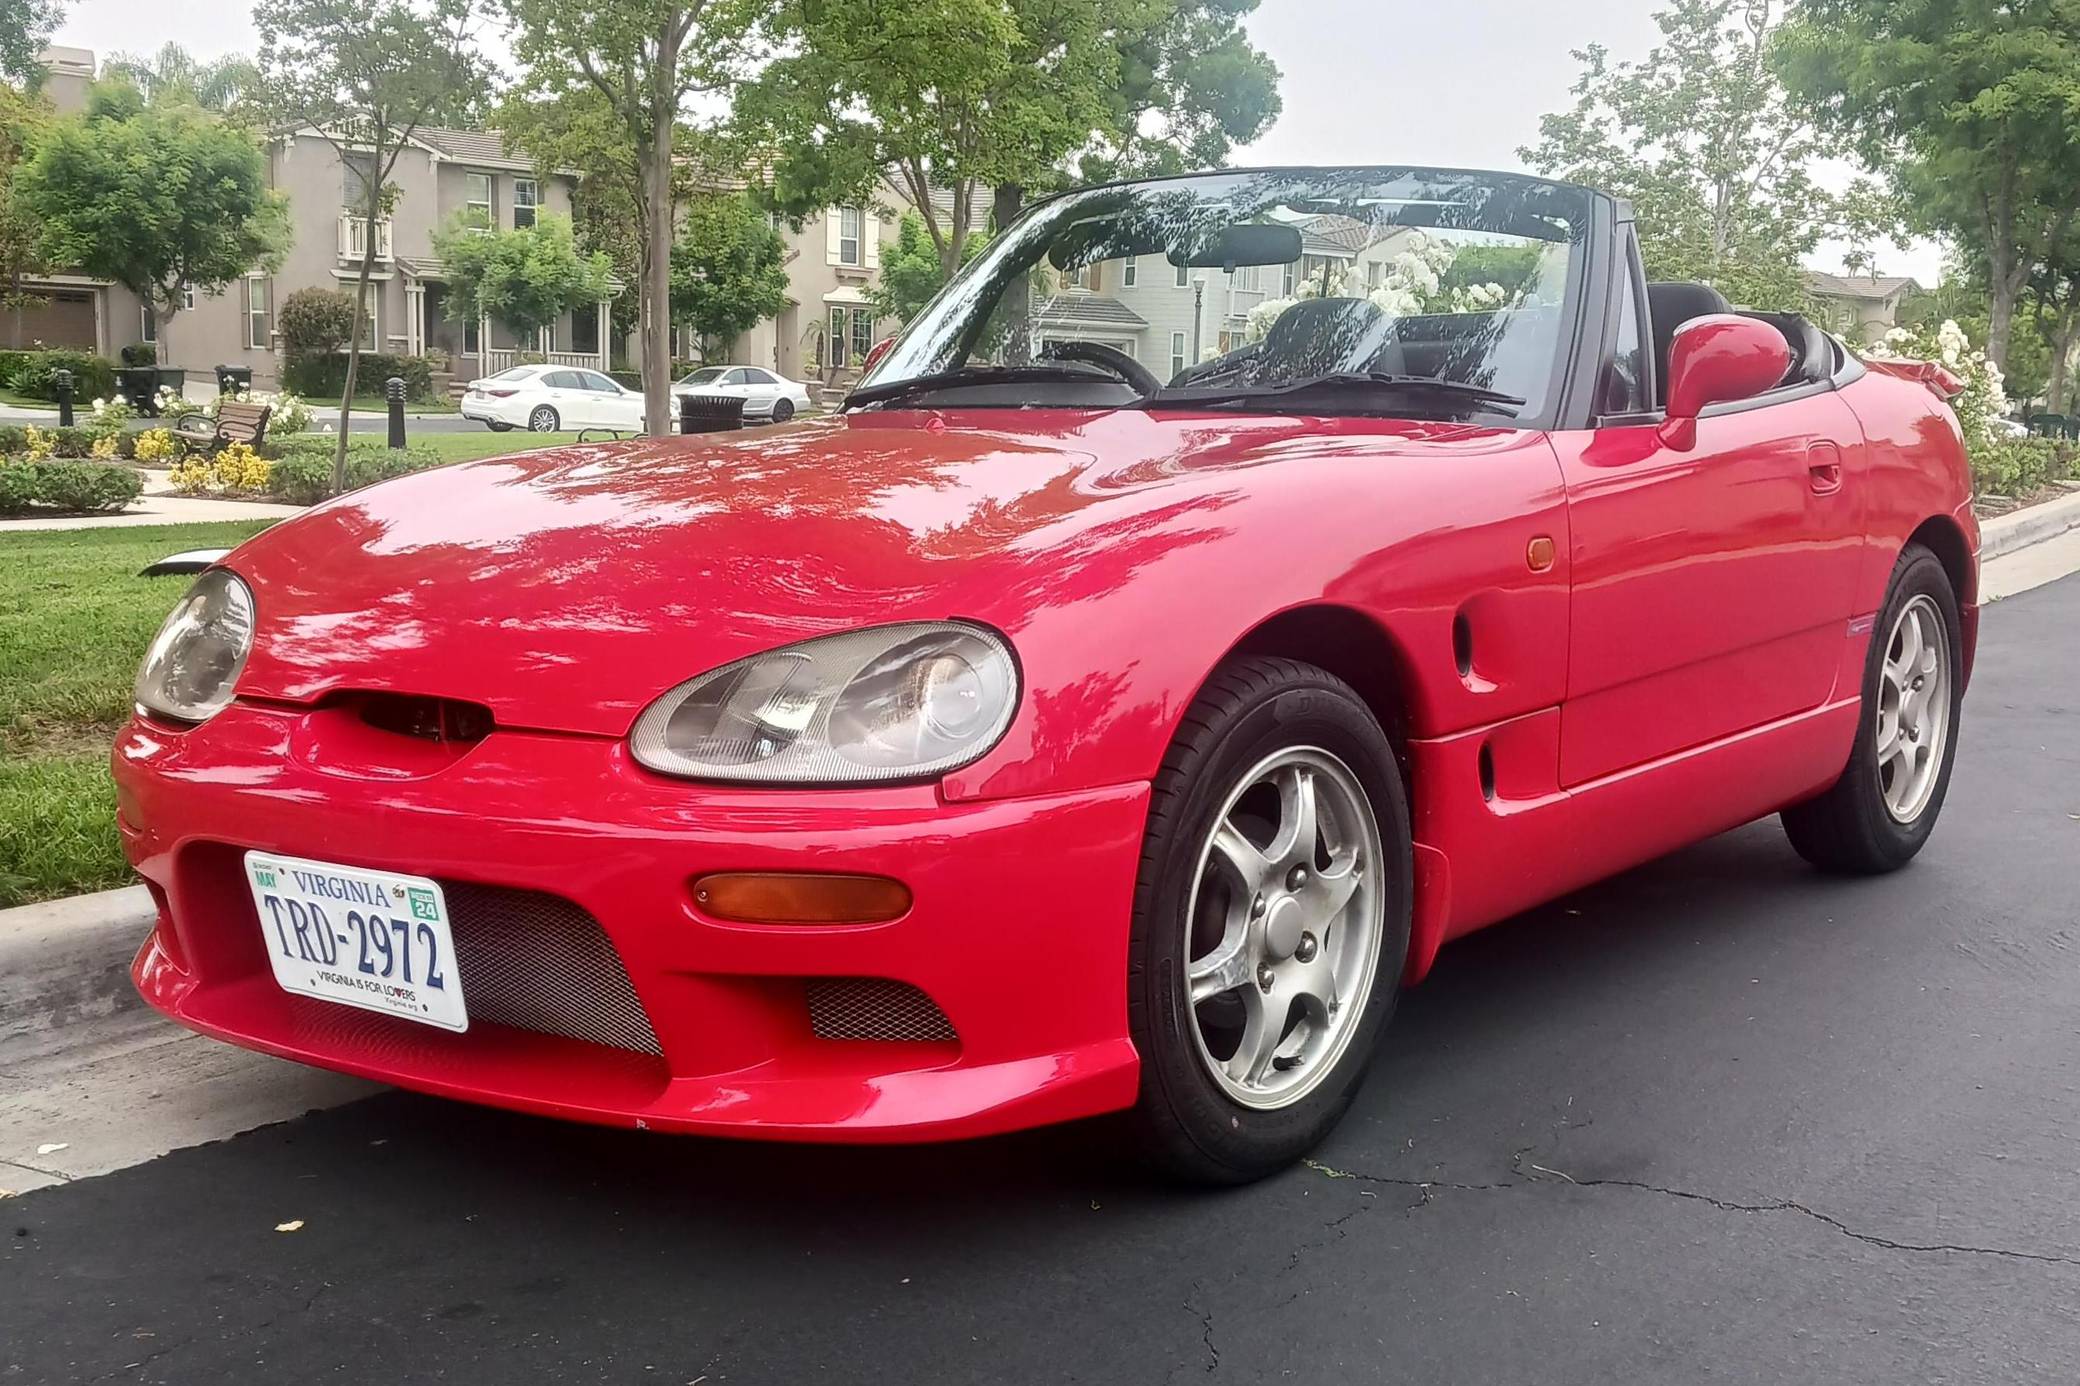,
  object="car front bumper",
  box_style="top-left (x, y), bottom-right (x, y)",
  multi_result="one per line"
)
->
top-left (114, 702), bottom-right (1148, 1142)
